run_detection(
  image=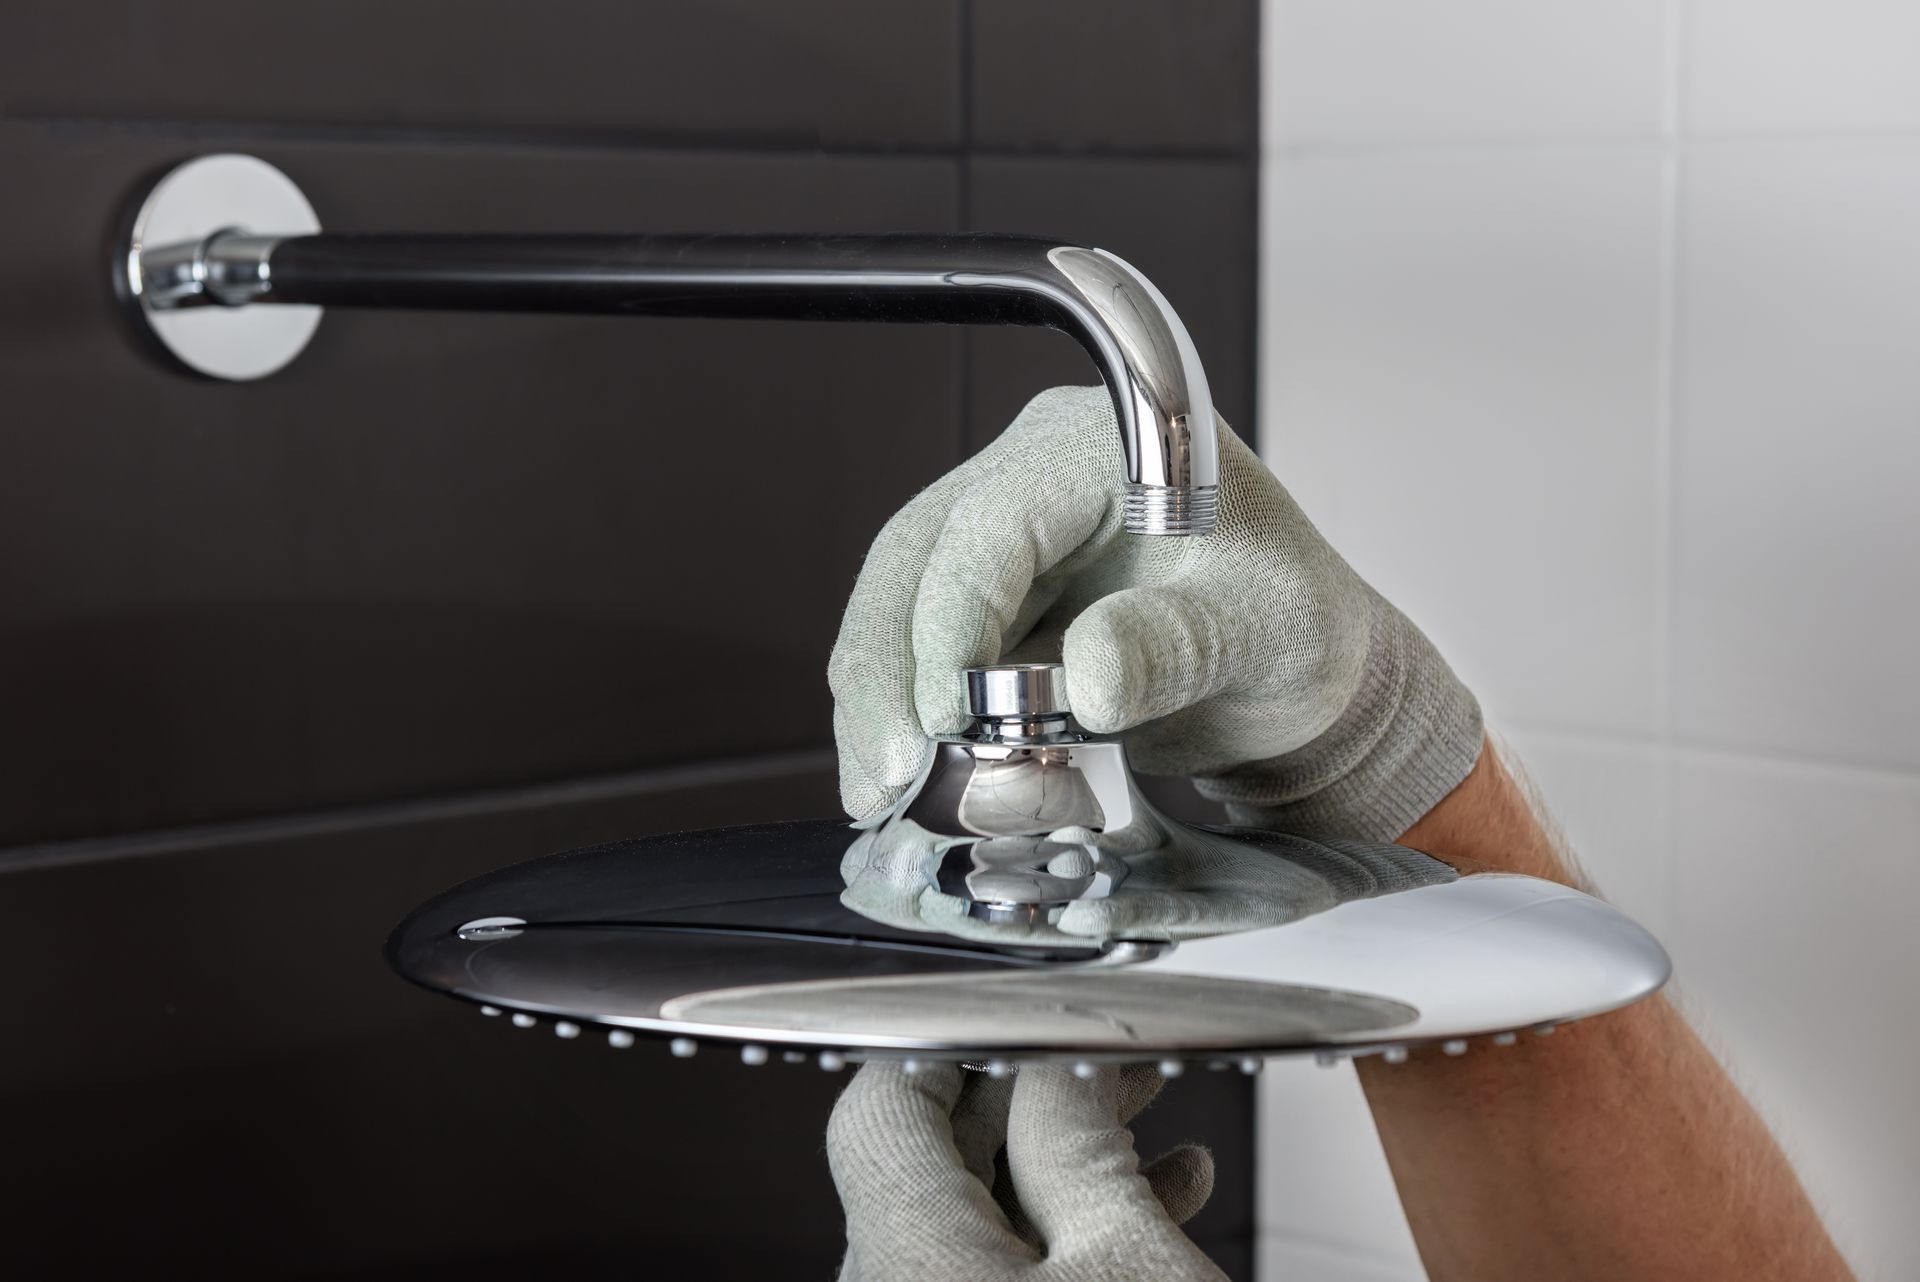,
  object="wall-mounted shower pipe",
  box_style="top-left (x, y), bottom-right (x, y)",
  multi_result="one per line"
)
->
top-left (120, 160), bottom-right (1217, 535)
